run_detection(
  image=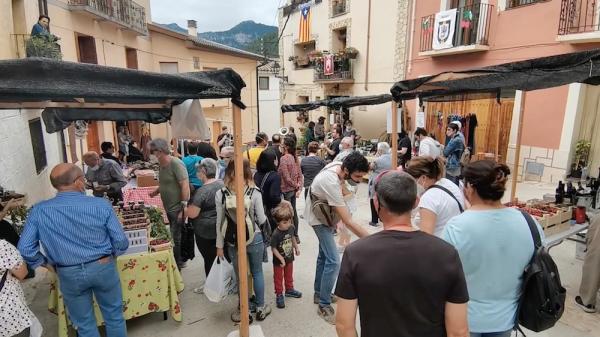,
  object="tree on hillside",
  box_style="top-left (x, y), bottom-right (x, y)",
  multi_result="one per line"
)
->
top-left (246, 31), bottom-right (279, 58)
